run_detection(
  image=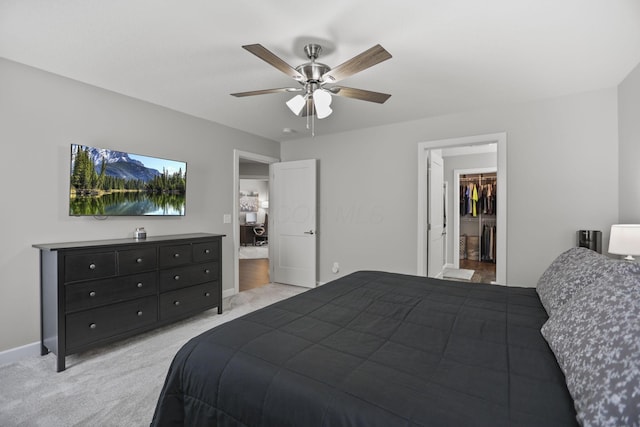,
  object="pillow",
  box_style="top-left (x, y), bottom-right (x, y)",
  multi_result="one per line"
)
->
top-left (536, 247), bottom-right (611, 316)
top-left (541, 271), bottom-right (640, 426)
